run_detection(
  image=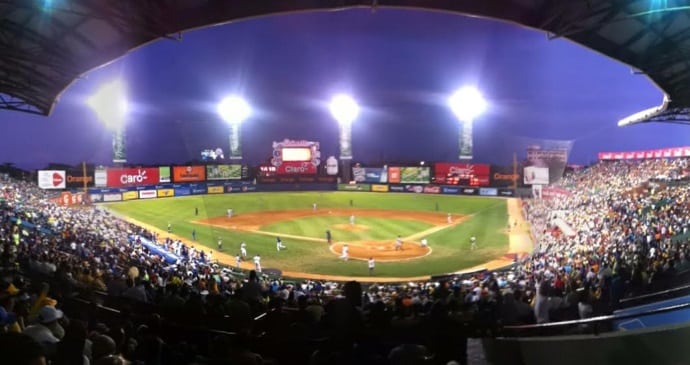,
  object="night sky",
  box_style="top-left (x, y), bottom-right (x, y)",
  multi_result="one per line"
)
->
top-left (0, 8), bottom-right (682, 169)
